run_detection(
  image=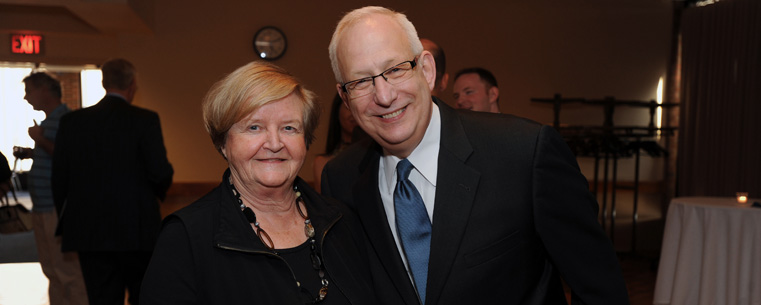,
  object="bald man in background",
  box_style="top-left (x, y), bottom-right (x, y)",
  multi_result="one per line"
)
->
top-left (420, 38), bottom-right (449, 97)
